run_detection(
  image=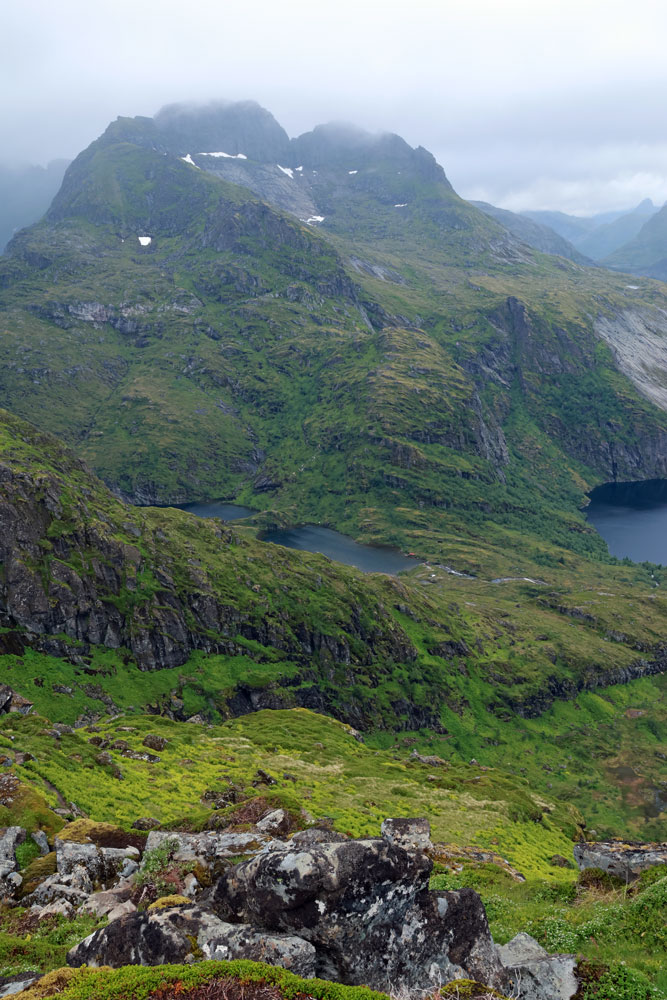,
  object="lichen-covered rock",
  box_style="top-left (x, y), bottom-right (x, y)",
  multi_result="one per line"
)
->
top-left (67, 905), bottom-right (234, 967)
top-left (498, 933), bottom-right (577, 1000)
top-left (214, 836), bottom-right (506, 990)
top-left (256, 809), bottom-right (290, 836)
top-left (203, 923), bottom-right (317, 977)
top-left (573, 840), bottom-right (667, 881)
top-left (80, 881), bottom-right (134, 918)
top-left (143, 829), bottom-right (269, 866)
top-left (0, 826), bottom-right (26, 898)
top-left (381, 817), bottom-right (432, 852)
top-left (55, 837), bottom-right (139, 886)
